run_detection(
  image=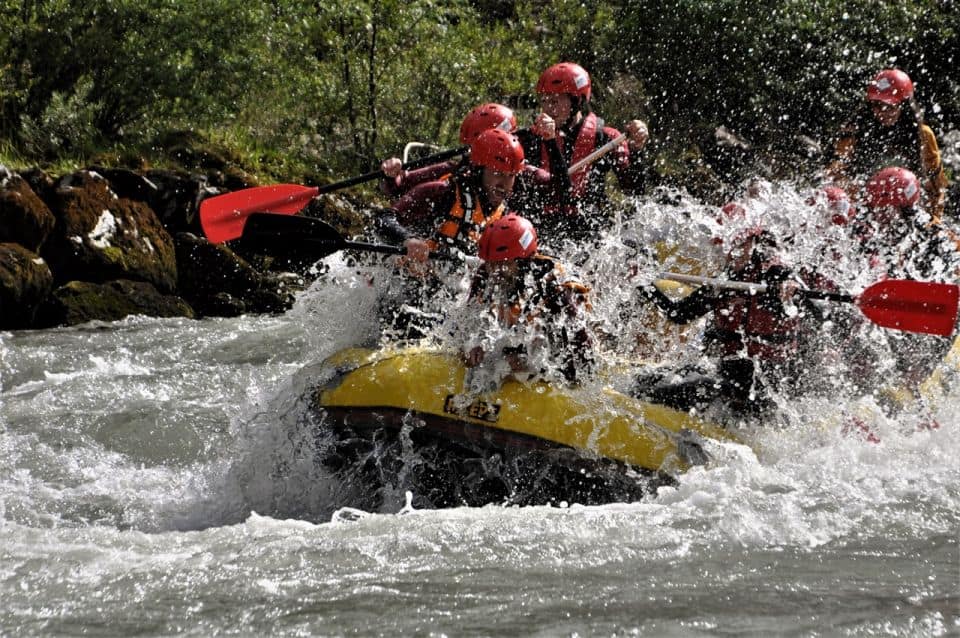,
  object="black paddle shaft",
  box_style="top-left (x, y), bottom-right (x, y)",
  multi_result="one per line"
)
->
top-left (312, 126), bottom-right (530, 195)
top-left (241, 212), bottom-right (459, 261)
top-left (315, 146), bottom-right (468, 195)
top-left (796, 289), bottom-right (855, 304)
